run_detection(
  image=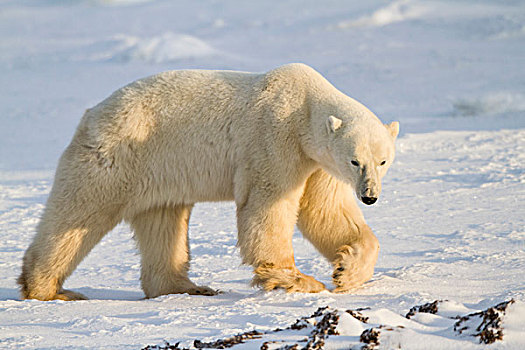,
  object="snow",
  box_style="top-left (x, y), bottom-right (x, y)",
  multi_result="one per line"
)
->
top-left (337, 0), bottom-right (430, 28)
top-left (100, 32), bottom-right (218, 63)
top-left (0, 0), bottom-right (524, 349)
